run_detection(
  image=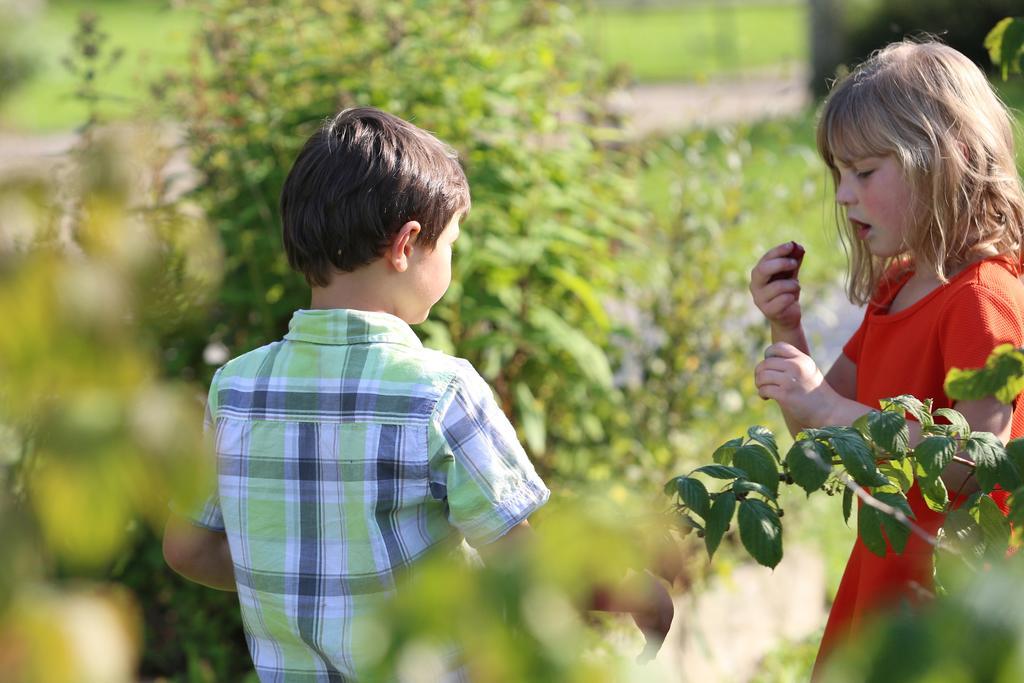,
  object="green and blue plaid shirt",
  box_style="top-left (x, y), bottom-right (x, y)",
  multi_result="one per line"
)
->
top-left (194, 309), bottom-right (550, 682)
